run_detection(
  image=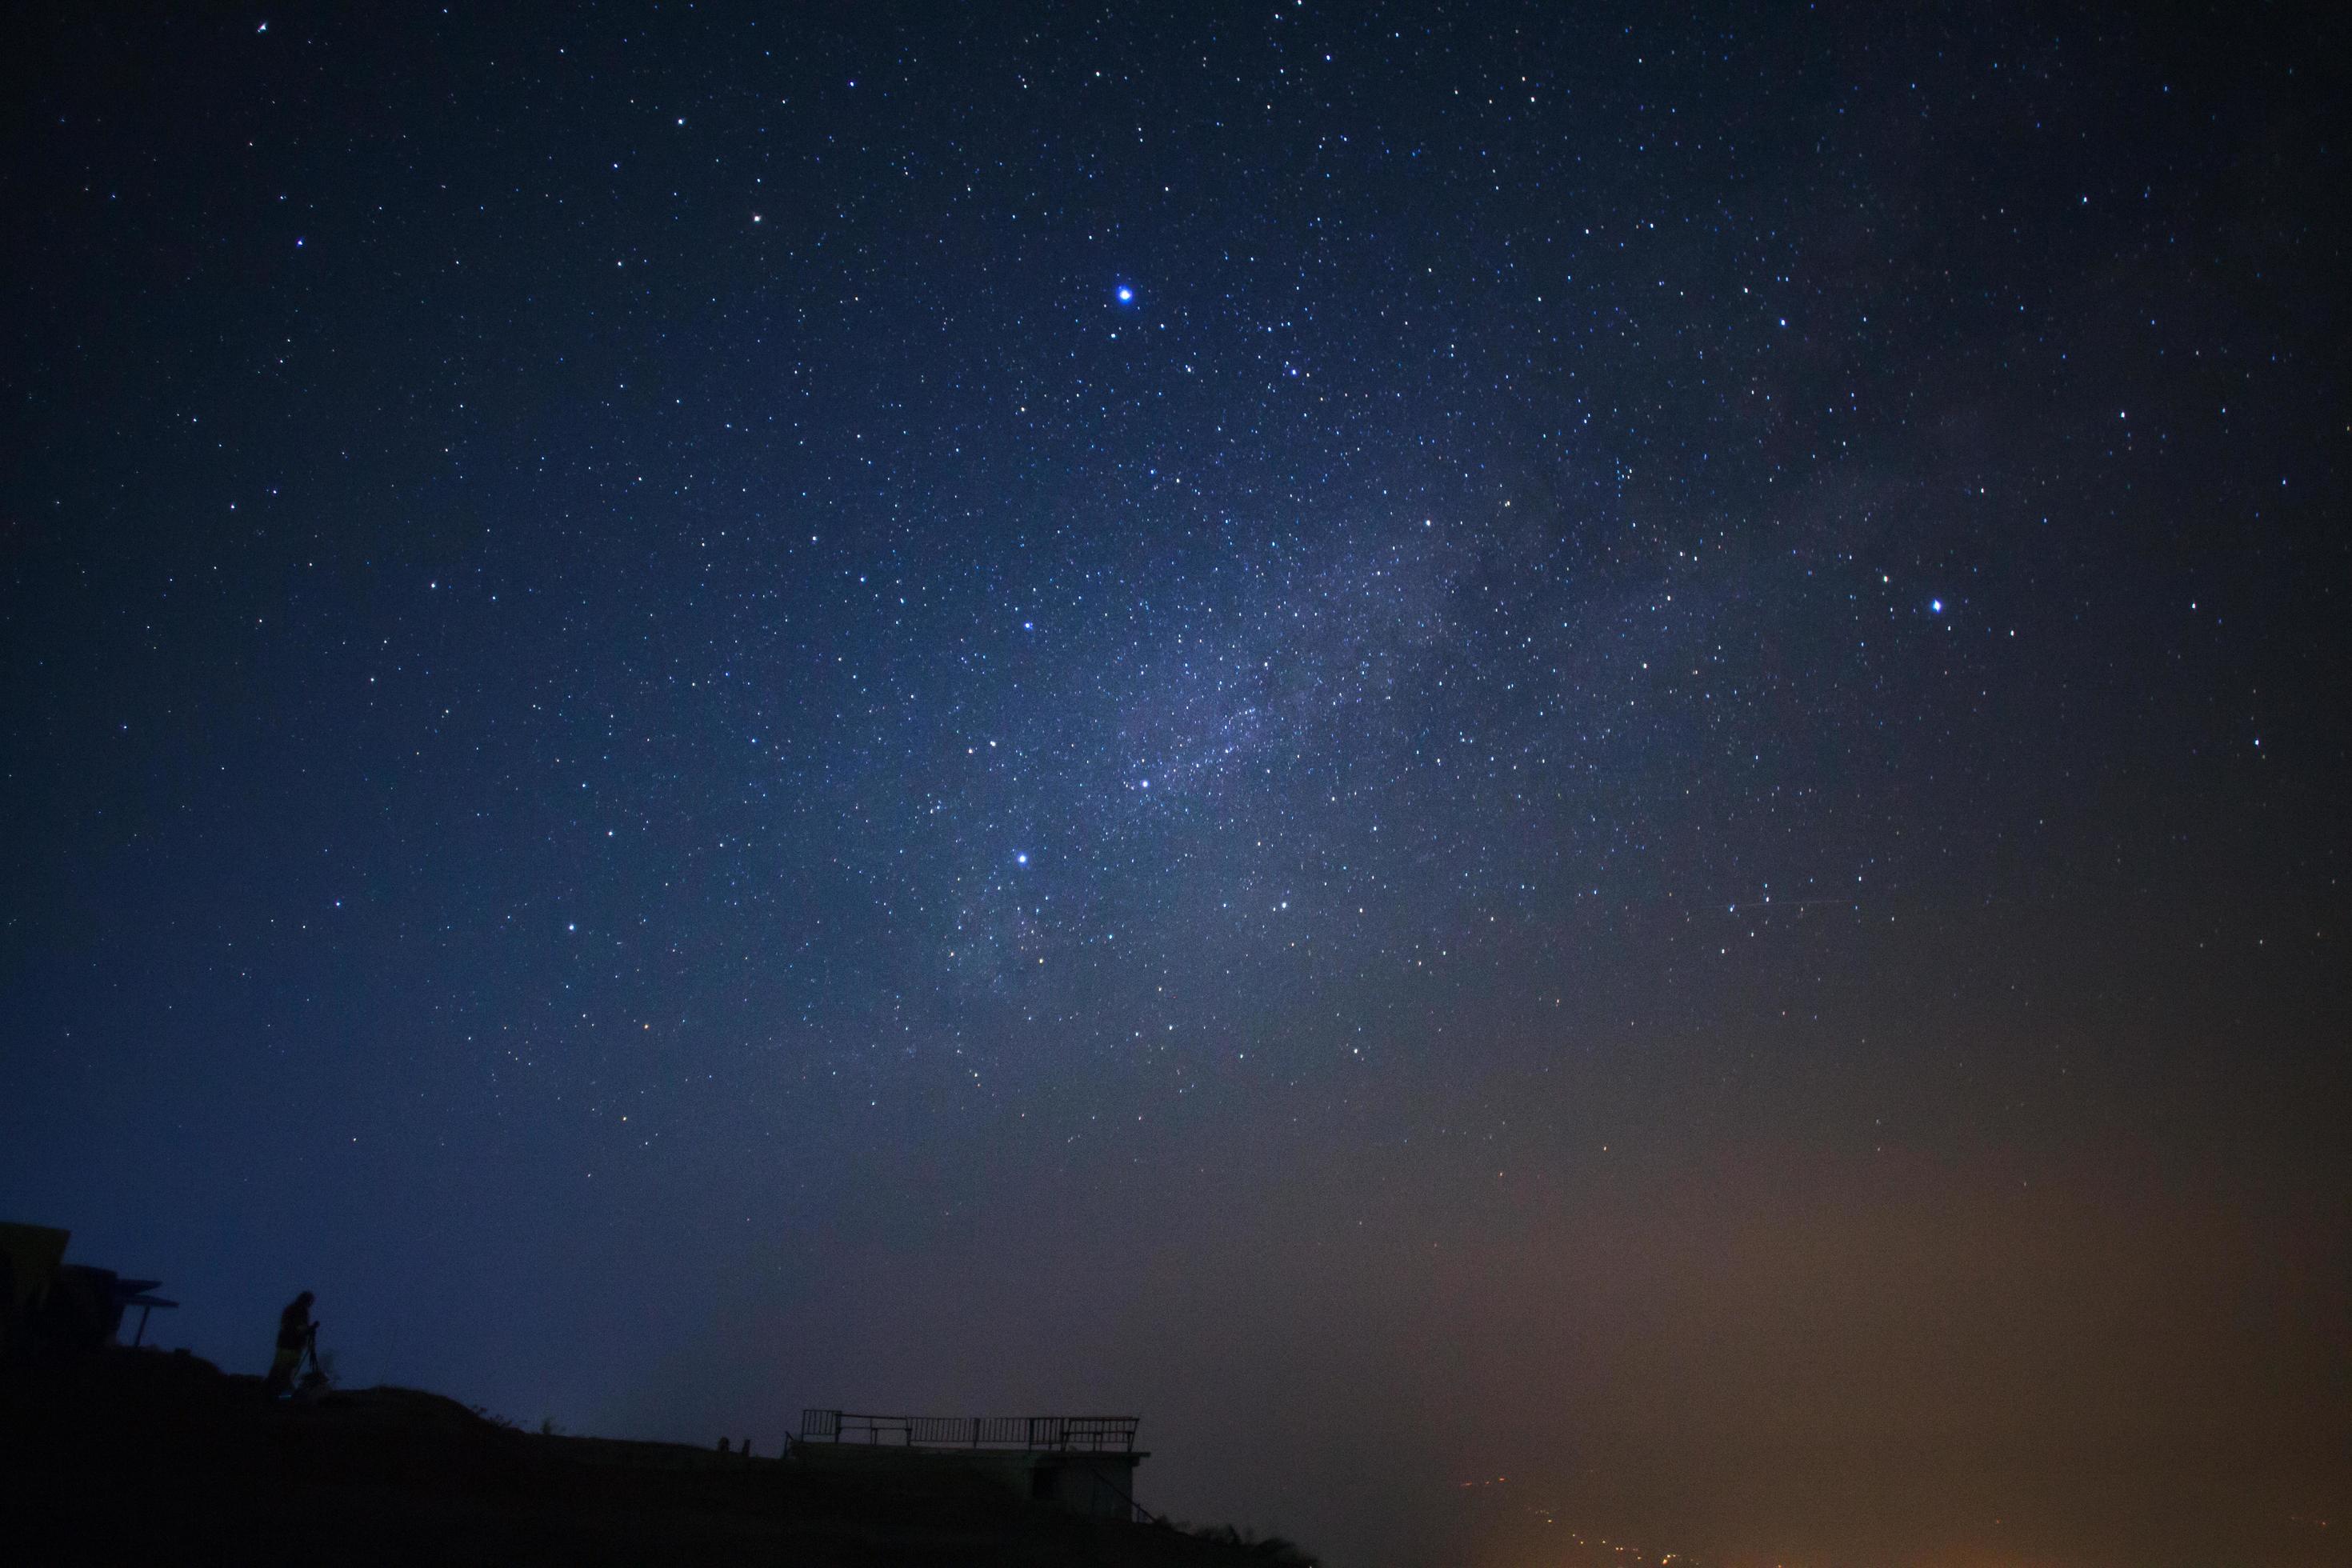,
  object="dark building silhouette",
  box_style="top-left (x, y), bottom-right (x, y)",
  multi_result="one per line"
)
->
top-left (1, 1222), bottom-right (177, 1356)
top-left (793, 1410), bottom-right (1148, 1520)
